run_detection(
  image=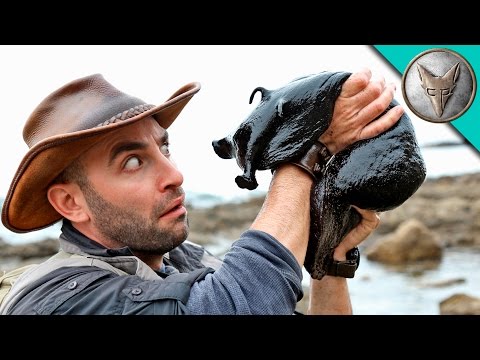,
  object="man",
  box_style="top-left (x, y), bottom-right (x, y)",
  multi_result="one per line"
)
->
top-left (1, 69), bottom-right (402, 315)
